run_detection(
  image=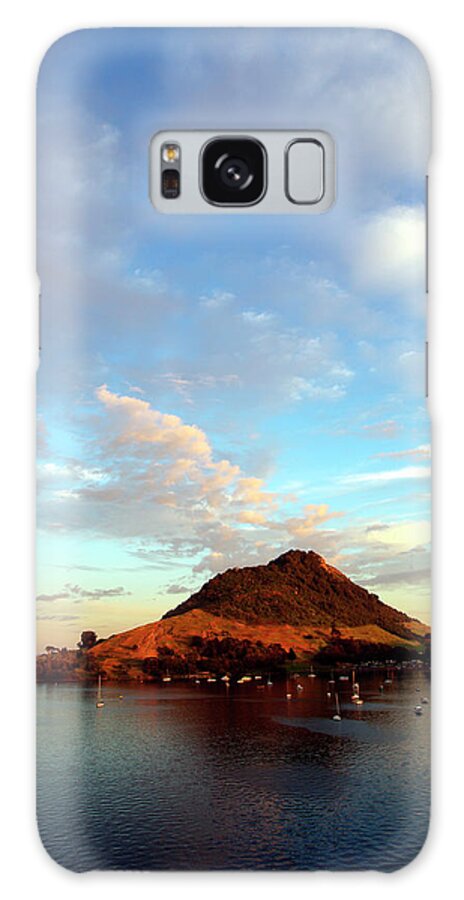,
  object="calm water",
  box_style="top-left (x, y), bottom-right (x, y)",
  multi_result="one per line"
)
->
top-left (37, 670), bottom-right (430, 871)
